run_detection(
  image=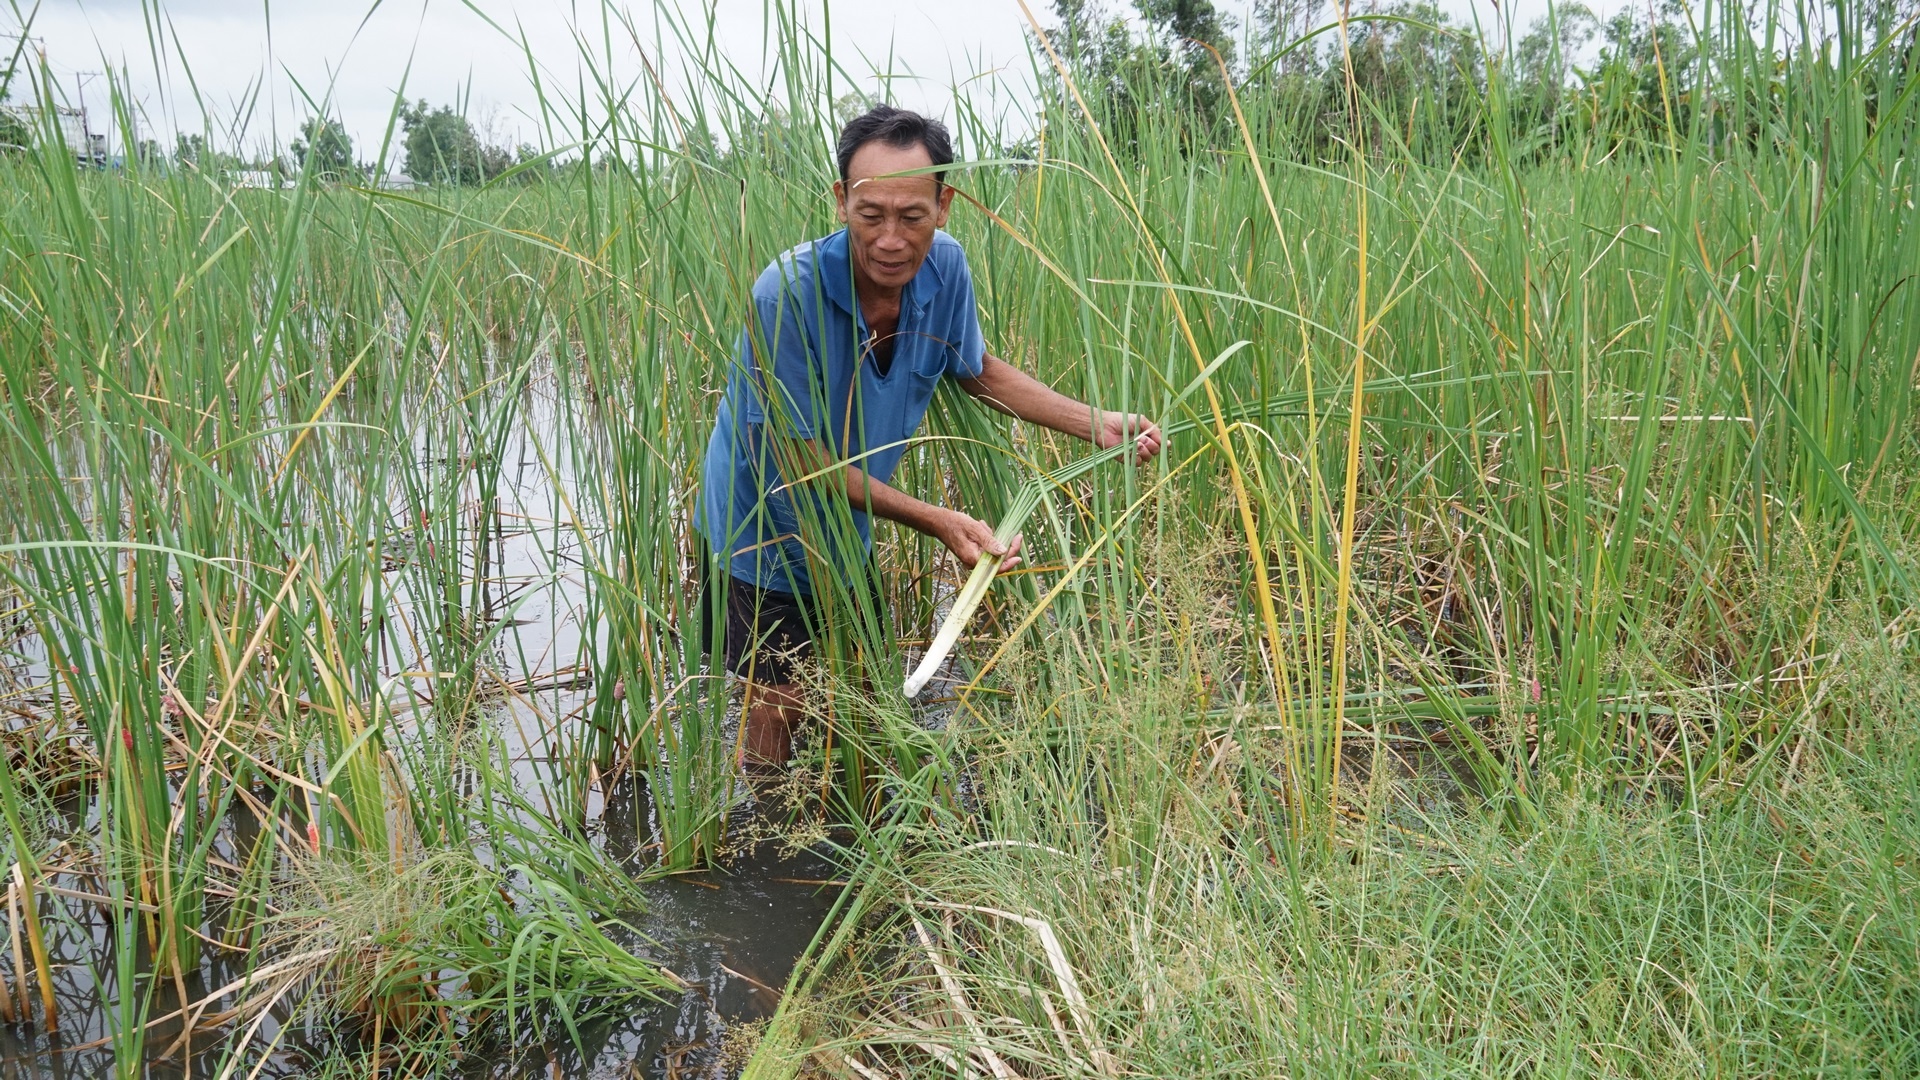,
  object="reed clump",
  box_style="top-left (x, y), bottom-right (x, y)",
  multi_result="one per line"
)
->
top-left (784, 513), bottom-right (1920, 1077)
